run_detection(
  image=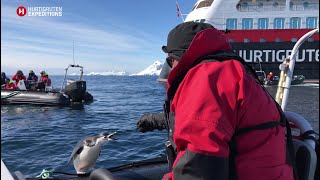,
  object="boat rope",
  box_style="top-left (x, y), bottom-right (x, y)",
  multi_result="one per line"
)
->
top-left (1, 91), bottom-right (20, 100)
top-left (35, 168), bottom-right (88, 179)
top-left (36, 169), bottom-right (52, 179)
